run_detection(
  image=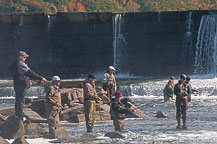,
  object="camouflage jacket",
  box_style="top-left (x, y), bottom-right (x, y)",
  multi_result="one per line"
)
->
top-left (174, 80), bottom-right (191, 99)
top-left (103, 71), bottom-right (116, 91)
top-left (83, 80), bottom-right (98, 101)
